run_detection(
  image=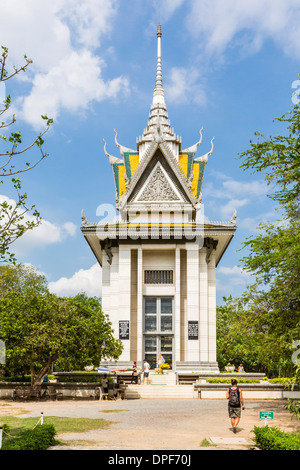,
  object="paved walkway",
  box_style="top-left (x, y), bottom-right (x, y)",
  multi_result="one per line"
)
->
top-left (0, 398), bottom-right (299, 450)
